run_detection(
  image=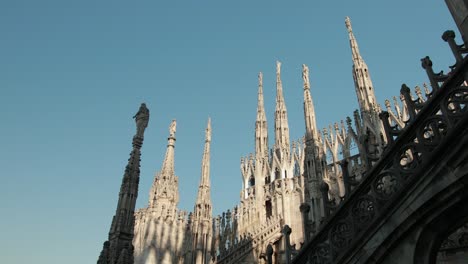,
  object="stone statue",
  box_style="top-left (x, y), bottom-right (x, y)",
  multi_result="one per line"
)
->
top-left (169, 119), bottom-right (176, 137)
top-left (276, 61), bottom-right (281, 76)
top-left (345, 16), bottom-right (352, 33)
top-left (258, 72), bottom-right (263, 86)
top-left (205, 118), bottom-right (211, 142)
top-left (133, 103), bottom-right (150, 138)
top-left (302, 64), bottom-right (310, 89)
